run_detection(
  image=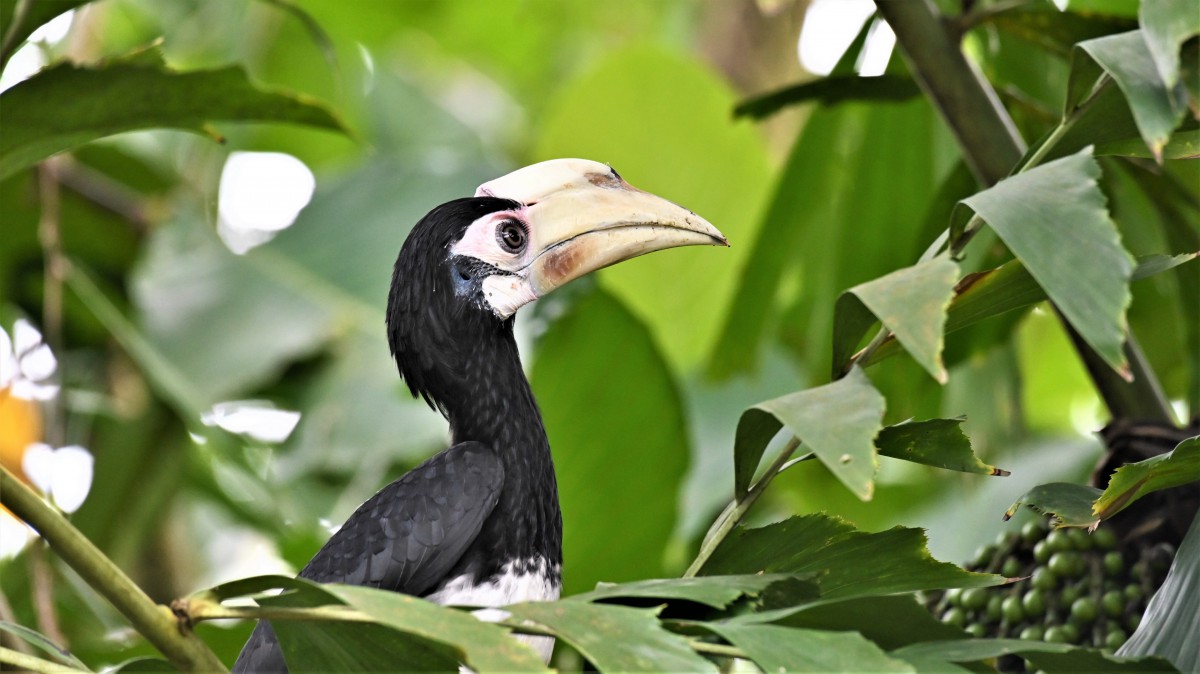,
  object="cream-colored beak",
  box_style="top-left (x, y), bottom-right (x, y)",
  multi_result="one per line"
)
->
top-left (478, 159), bottom-right (727, 298)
